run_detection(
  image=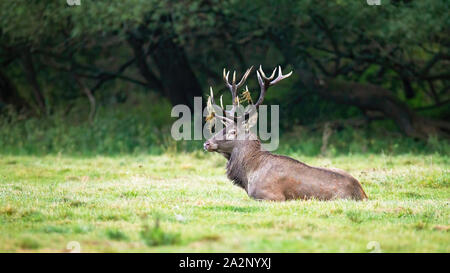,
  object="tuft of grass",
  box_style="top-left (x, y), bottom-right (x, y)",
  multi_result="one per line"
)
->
top-left (42, 226), bottom-right (70, 234)
top-left (120, 190), bottom-right (139, 198)
top-left (346, 211), bottom-right (364, 224)
top-left (0, 205), bottom-right (16, 216)
top-left (105, 229), bottom-right (129, 241)
top-left (140, 217), bottom-right (180, 247)
top-left (18, 237), bottom-right (41, 250)
top-left (73, 225), bottom-right (93, 234)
